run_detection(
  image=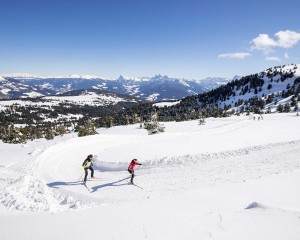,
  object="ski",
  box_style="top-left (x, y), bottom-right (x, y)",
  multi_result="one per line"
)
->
top-left (133, 183), bottom-right (143, 189)
top-left (129, 182), bottom-right (143, 189)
